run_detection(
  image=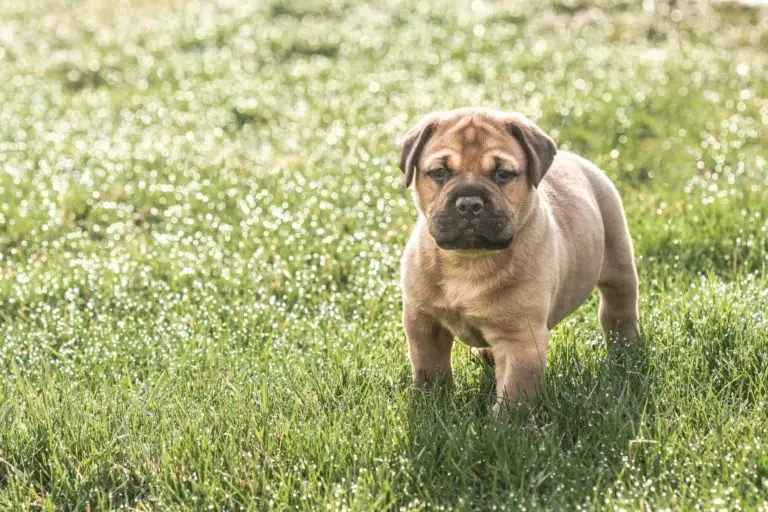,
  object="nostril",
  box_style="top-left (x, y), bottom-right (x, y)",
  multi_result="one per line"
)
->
top-left (471, 201), bottom-right (483, 214)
